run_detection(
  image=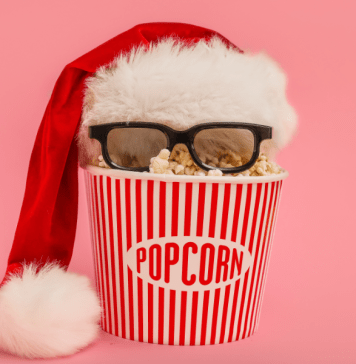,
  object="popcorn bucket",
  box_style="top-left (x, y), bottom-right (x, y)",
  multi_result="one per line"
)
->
top-left (83, 165), bottom-right (287, 345)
